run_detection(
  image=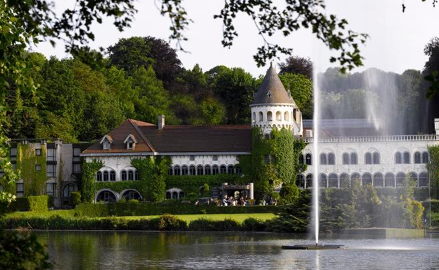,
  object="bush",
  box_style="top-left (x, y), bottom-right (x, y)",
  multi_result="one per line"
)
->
top-left (149, 215), bottom-right (187, 231)
top-left (71, 192), bottom-right (81, 207)
top-left (9, 196), bottom-right (49, 212)
top-left (9, 198), bottom-right (30, 212)
top-left (242, 218), bottom-right (267, 231)
top-left (188, 218), bottom-right (241, 231)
